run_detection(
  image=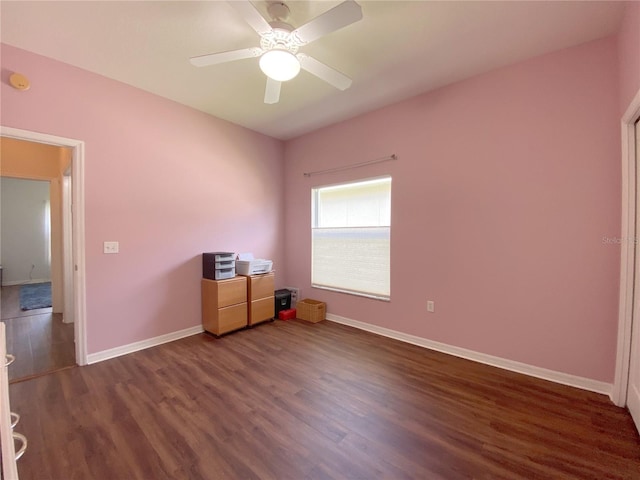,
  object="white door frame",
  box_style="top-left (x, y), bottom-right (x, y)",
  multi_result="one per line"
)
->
top-left (62, 175), bottom-right (74, 324)
top-left (1, 126), bottom-right (87, 366)
top-left (613, 88), bottom-right (640, 407)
